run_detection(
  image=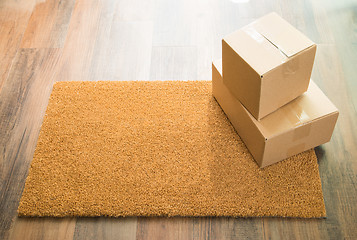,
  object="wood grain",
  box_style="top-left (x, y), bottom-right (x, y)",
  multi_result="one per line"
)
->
top-left (89, 20), bottom-right (153, 81)
top-left (201, 218), bottom-right (264, 239)
top-left (115, 0), bottom-right (154, 21)
top-left (0, 0), bottom-right (356, 239)
top-left (150, 46), bottom-right (197, 80)
top-left (312, 45), bottom-right (357, 238)
top-left (137, 217), bottom-right (194, 240)
top-left (8, 218), bottom-right (76, 240)
top-left (0, 48), bottom-right (61, 240)
top-left (0, 0), bottom-right (35, 92)
top-left (73, 217), bottom-right (137, 240)
top-left (20, 0), bottom-right (75, 48)
top-left (52, 0), bottom-right (102, 82)
top-left (52, 0), bottom-right (153, 82)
